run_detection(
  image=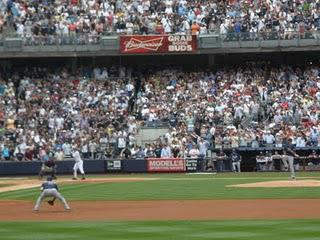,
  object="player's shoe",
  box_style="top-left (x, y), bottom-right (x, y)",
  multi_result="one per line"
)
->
top-left (81, 177), bottom-right (86, 180)
top-left (65, 208), bottom-right (71, 211)
top-left (72, 177), bottom-right (77, 180)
